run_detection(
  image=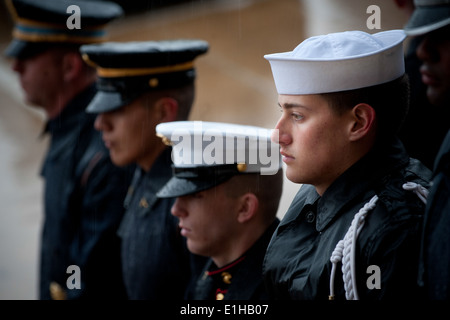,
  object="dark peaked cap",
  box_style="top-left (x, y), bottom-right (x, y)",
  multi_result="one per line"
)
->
top-left (4, 0), bottom-right (123, 58)
top-left (81, 40), bottom-right (209, 113)
top-left (404, 0), bottom-right (450, 36)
